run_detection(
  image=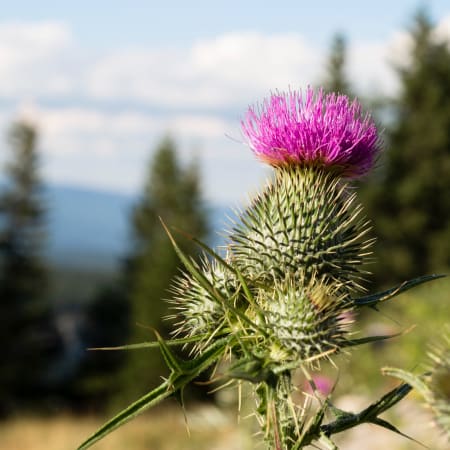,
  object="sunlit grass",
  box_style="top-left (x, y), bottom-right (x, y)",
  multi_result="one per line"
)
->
top-left (0, 398), bottom-right (447, 450)
top-left (0, 405), bottom-right (250, 450)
